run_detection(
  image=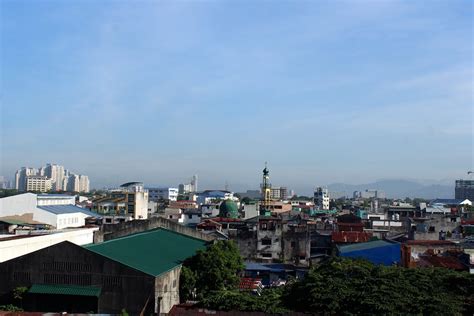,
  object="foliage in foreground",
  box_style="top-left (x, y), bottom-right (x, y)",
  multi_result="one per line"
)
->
top-left (200, 288), bottom-right (288, 314)
top-left (197, 257), bottom-right (474, 315)
top-left (180, 240), bottom-right (244, 301)
top-left (283, 258), bottom-right (474, 315)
